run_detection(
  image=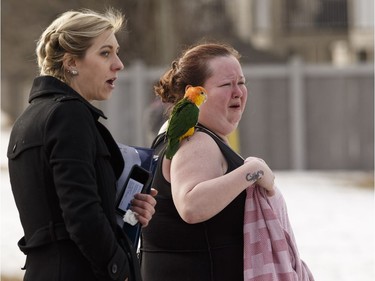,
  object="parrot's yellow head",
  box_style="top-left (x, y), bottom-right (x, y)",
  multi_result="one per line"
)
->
top-left (184, 86), bottom-right (207, 107)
